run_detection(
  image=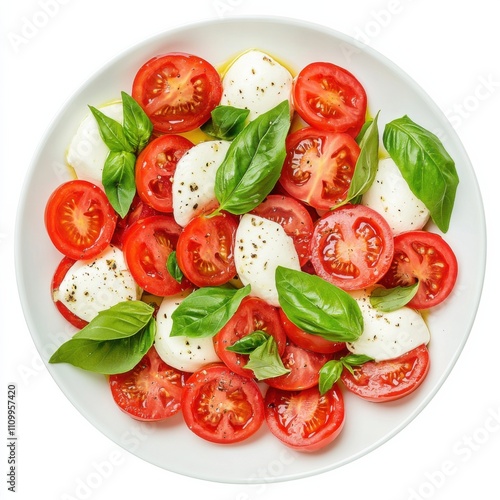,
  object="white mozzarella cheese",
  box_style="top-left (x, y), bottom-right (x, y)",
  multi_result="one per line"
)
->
top-left (172, 140), bottom-right (231, 227)
top-left (362, 157), bottom-right (430, 235)
top-left (234, 214), bottom-right (300, 307)
top-left (220, 49), bottom-right (293, 121)
top-left (346, 287), bottom-right (430, 362)
top-left (66, 102), bottom-right (123, 185)
top-left (55, 245), bottom-right (140, 323)
top-left (155, 290), bottom-right (221, 372)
